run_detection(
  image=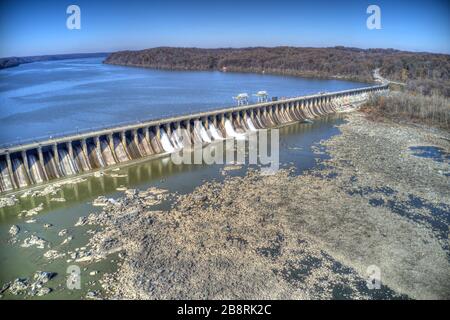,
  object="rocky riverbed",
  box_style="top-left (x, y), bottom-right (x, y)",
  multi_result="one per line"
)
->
top-left (2, 111), bottom-right (448, 299)
top-left (75, 111), bottom-right (449, 299)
